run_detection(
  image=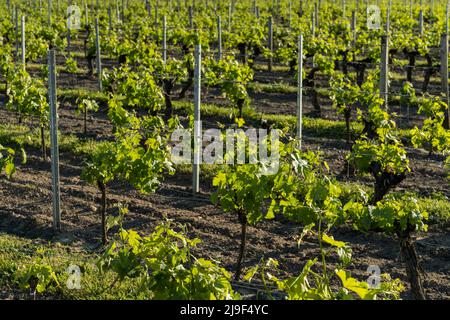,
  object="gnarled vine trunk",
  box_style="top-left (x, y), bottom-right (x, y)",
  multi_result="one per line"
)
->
top-left (179, 63), bottom-right (194, 99)
top-left (97, 181), bottom-right (108, 245)
top-left (422, 54), bottom-right (434, 93)
top-left (369, 163), bottom-right (406, 205)
top-left (40, 125), bottom-right (46, 161)
top-left (237, 43), bottom-right (248, 65)
top-left (237, 99), bottom-right (245, 118)
top-left (344, 107), bottom-right (352, 146)
top-left (341, 51), bottom-right (349, 75)
top-left (349, 58), bottom-right (374, 88)
top-left (234, 210), bottom-right (247, 281)
top-left (396, 226), bottom-right (426, 300)
top-left (404, 50), bottom-right (418, 83)
top-left (84, 108), bottom-right (88, 136)
top-left (304, 67), bottom-right (321, 116)
top-left (248, 45), bottom-right (262, 69)
top-left (163, 79), bottom-right (175, 119)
